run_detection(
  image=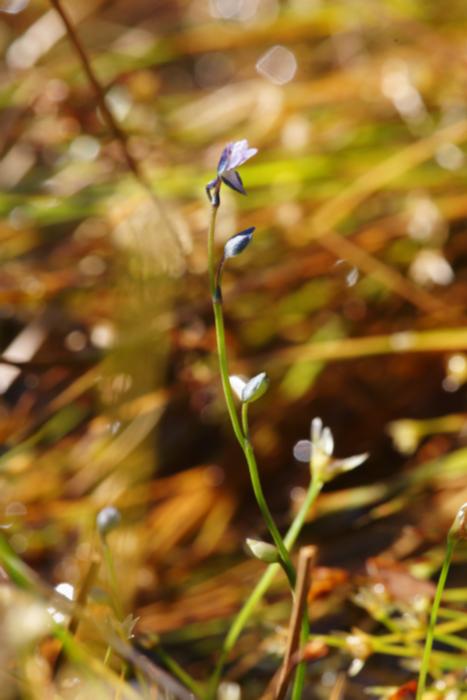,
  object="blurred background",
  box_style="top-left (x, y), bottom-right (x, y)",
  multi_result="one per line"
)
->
top-left (0, 0), bottom-right (467, 697)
